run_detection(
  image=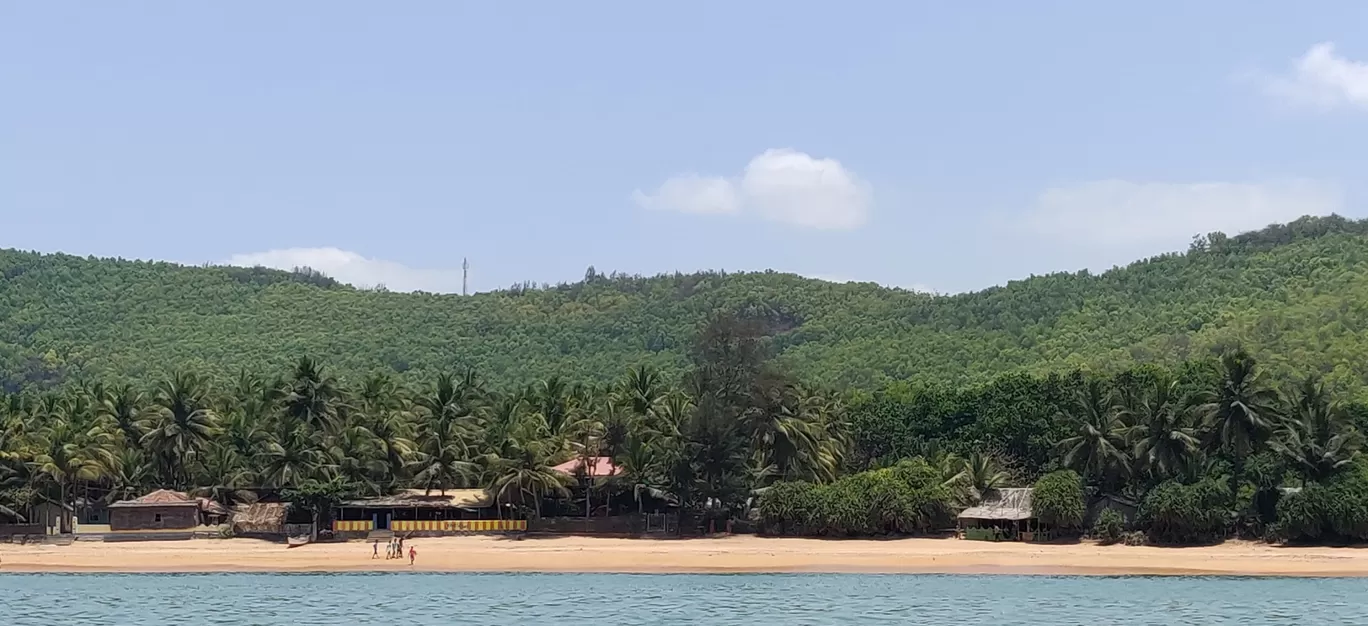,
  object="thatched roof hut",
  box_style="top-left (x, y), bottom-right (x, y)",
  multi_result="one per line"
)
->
top-left (232, 502), bottom-right (290, 535)
top-left (958, 488), bottom-right (1034, 521)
